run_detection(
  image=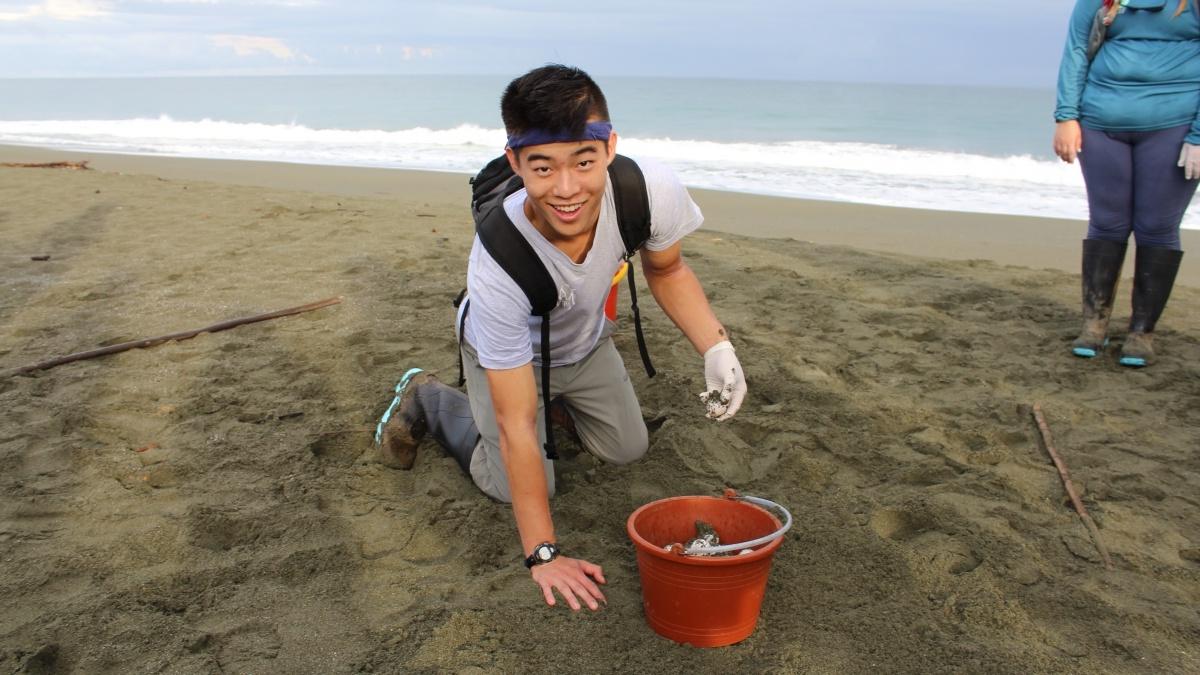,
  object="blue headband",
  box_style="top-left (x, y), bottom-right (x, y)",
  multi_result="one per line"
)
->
top-left (506, 121), bottom-right (612, 150)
